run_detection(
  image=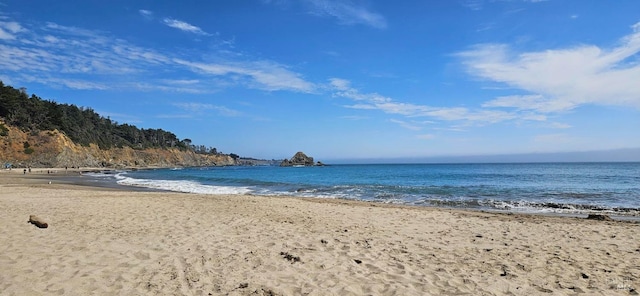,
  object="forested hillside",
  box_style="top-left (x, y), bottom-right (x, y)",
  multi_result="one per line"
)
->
top-left (0, 81), bottom-right (187, 150)
top-left (0, 81), bottom-right (246, 168)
